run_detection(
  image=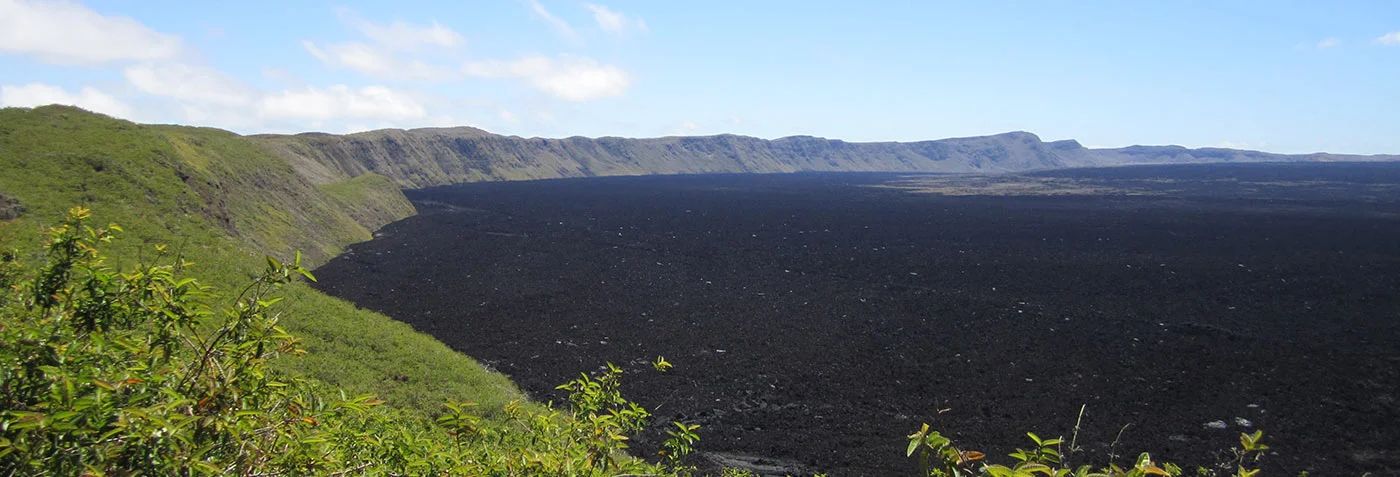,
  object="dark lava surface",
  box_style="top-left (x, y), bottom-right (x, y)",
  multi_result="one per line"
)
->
top-left (311, 164), bottom-right (1400, 476)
